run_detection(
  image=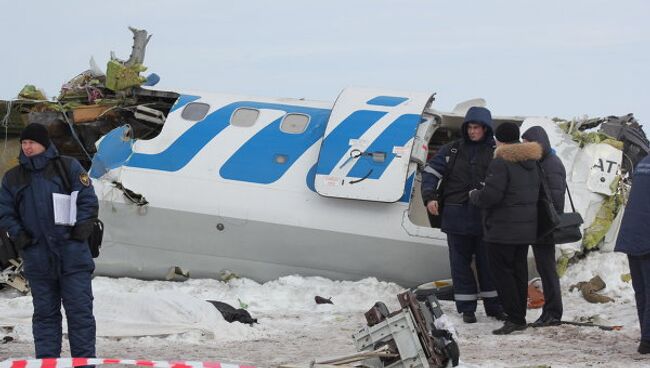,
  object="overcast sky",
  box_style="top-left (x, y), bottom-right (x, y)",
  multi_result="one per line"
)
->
top-left (1, 1), bottom-right (648, 130)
